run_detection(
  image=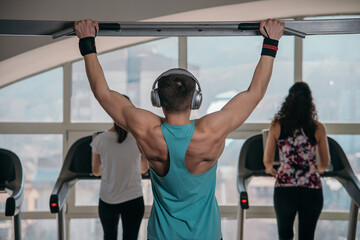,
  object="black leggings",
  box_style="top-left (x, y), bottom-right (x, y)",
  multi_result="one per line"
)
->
top-left (274, 187), bottom-right (323, 240)
top-left (98, 196), bottom-right (144, 240)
